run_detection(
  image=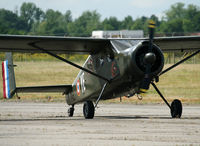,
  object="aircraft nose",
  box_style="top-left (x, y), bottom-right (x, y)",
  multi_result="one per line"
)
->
top-left (143, 52), bottom-right (156, 65)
